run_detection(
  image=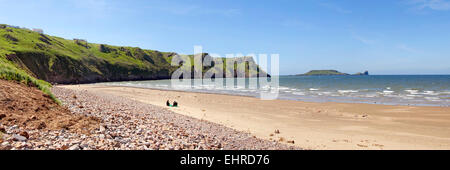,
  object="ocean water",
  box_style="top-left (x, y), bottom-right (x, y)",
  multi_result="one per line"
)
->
top-left (98, 75), bottom-right (450, 107)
